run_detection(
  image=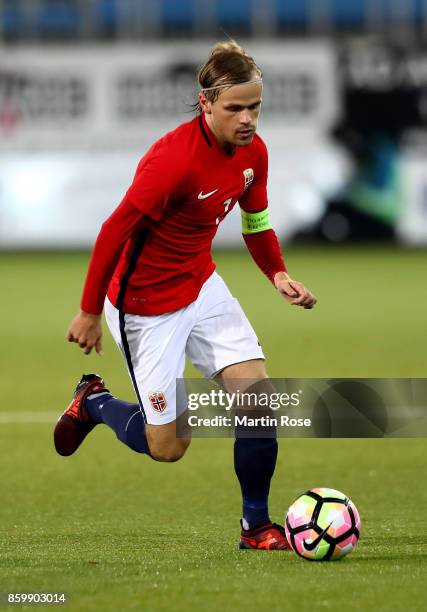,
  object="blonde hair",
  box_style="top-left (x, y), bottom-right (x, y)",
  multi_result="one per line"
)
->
top-left (196, 41), bottom-right (262, 110)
